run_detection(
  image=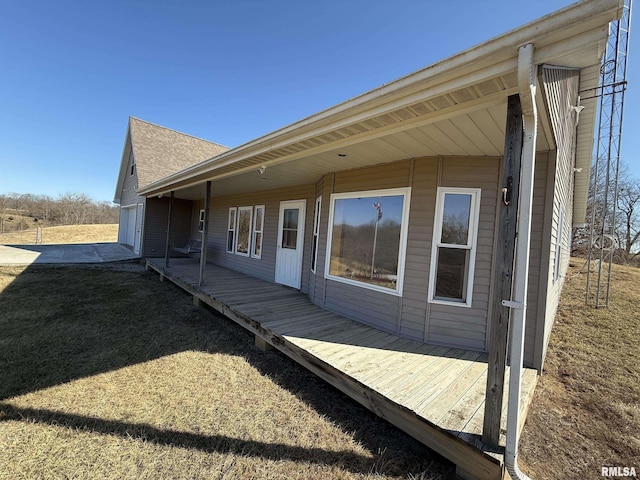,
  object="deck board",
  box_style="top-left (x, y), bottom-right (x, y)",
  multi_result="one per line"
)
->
top-left (147, 258), bottom-right (539, 480)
